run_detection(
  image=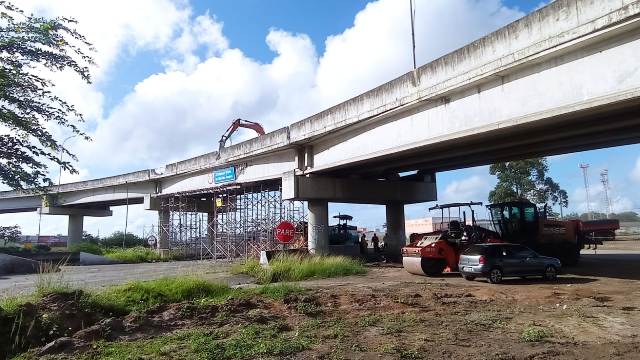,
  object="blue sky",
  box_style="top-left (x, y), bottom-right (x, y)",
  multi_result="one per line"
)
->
top-left (4, 0), bottom-right (640, 236)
